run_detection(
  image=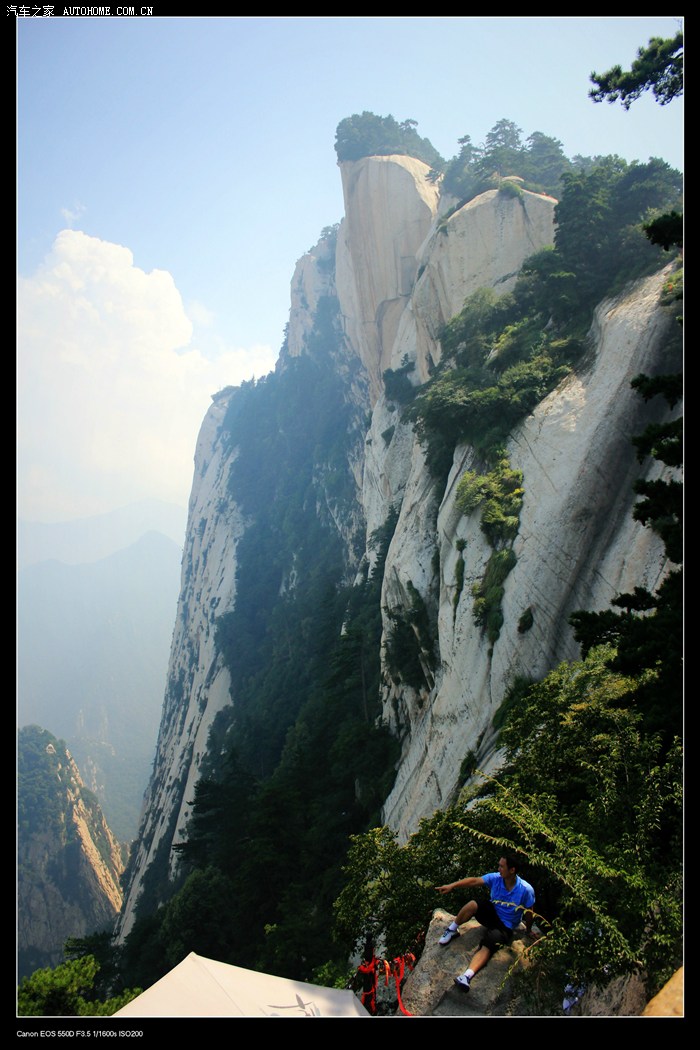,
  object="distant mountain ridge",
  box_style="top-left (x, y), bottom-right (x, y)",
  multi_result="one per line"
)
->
top-left (18, 726), bottom-right (126, 982)
top-left (17, 498), bottom-right (187, 569)
top-left (18, 526), bottom-right (182, 841)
